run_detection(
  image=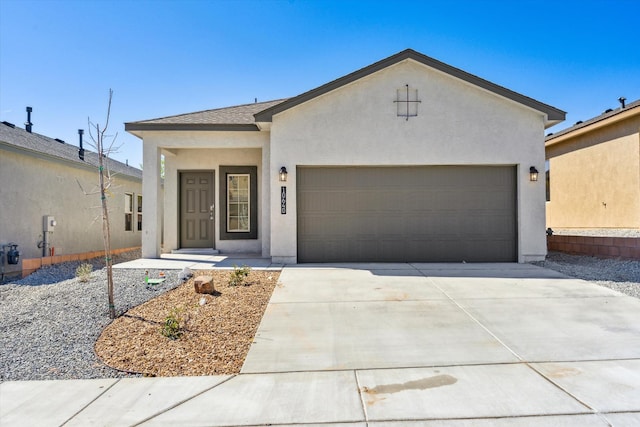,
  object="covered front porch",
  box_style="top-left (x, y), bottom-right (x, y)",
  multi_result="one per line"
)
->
top-left (139, 133), bottom-right (272, 259)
